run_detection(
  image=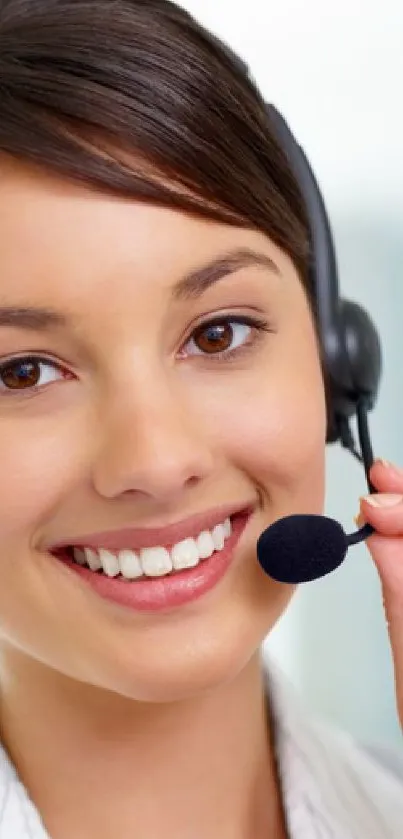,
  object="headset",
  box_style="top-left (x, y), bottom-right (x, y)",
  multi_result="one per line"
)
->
top-left (266, 106), bottom-right (382, 471)
top-left (216, 38), bottom-right (382, 496)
